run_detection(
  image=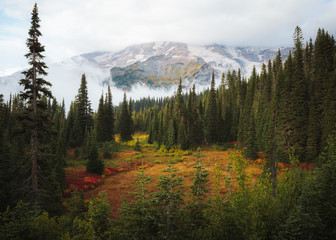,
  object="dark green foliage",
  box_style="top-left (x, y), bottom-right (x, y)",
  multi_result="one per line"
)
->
top-left (152, 159), bottom-right (184, 239)
top-left (206, 71), bottom-right (218, 143)
top-left (119, 92), bottom-right (133, 142)
top-left (177, 119), bottom-right (188, 150)
top-left (166, 119), bottom-right (176, 150)
top-left (290, 26), bottom-right (309, 158)
top-left (74, 74), bottom-right (93, 146)
top-left (86, 133), bottom-right (104, 175)
top-left (0, 201), bottom-right (42, 240)
top-left (119, 163), bottom-right (156, 239)
top-left (96, 93), bottom-right (105, 142)
top-left (245, 111), bottom-right (258, 160)
top-left (105, 85), bottom-right (115, 142)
